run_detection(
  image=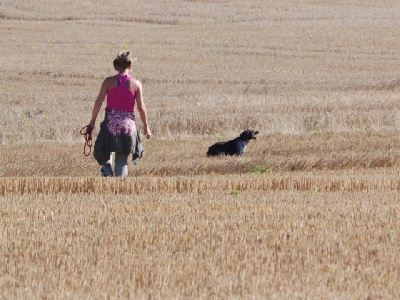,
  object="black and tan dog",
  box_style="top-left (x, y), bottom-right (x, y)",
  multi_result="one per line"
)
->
top-left (207, 130), bottom-right (259, 156)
